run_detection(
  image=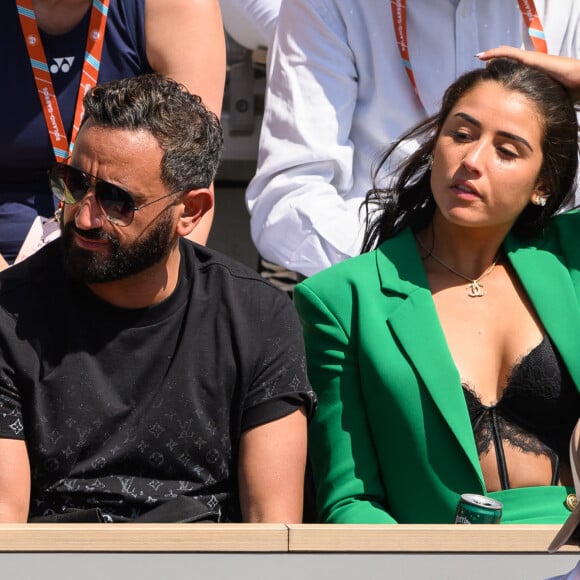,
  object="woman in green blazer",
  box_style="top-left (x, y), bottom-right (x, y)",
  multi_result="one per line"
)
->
top-left (295, 58), bottom-right (580, 524)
